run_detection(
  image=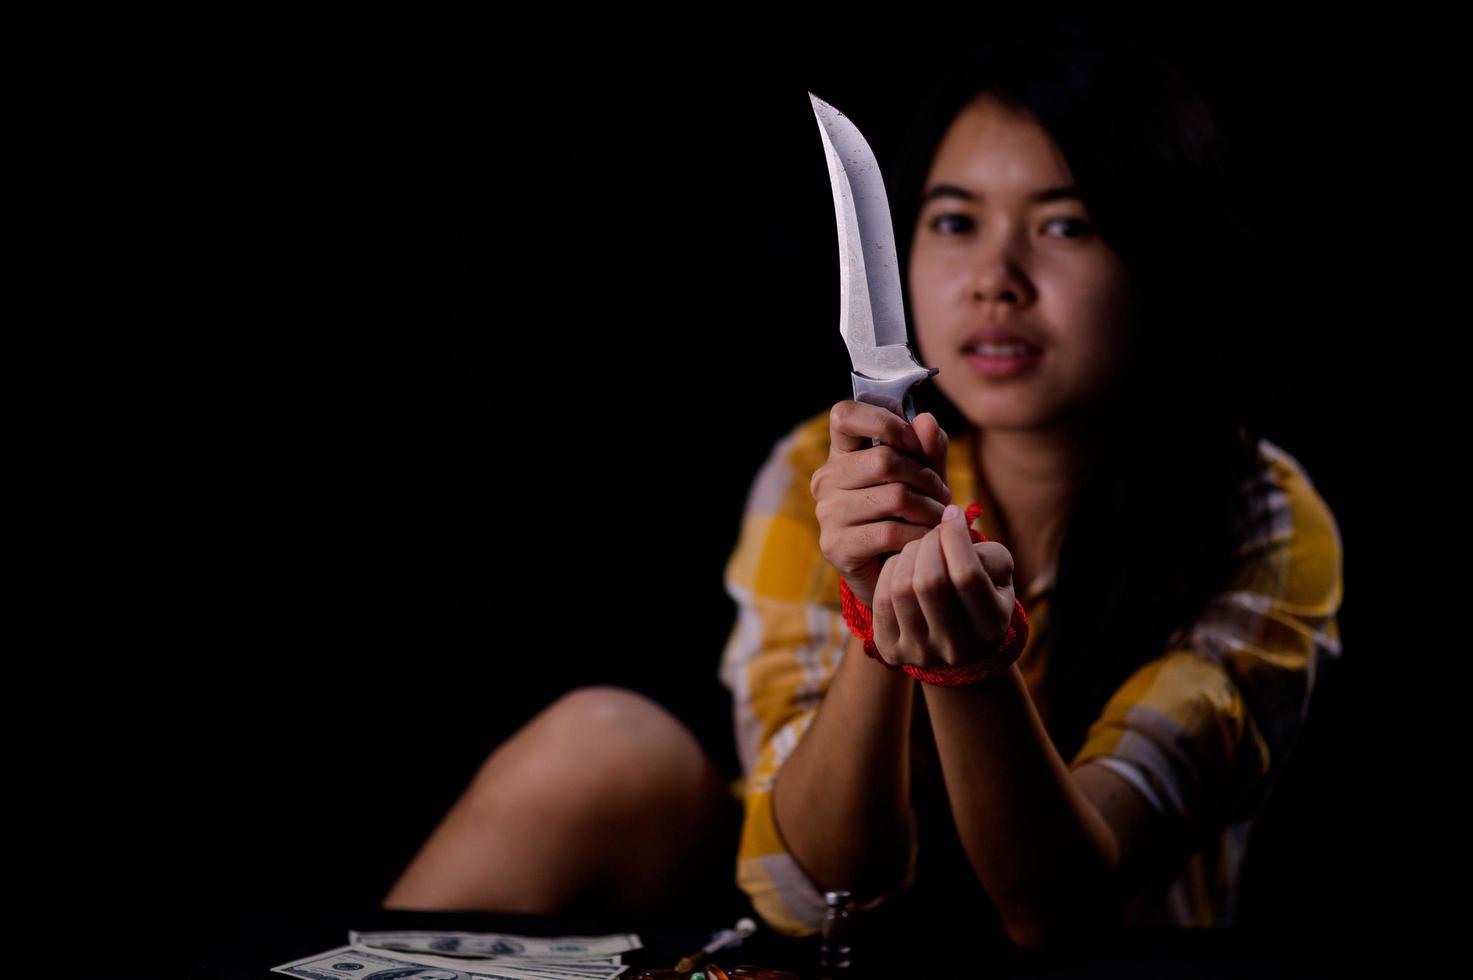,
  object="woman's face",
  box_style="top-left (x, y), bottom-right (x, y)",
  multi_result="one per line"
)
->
top-left (908, 93), bottom-right (1134, 432)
